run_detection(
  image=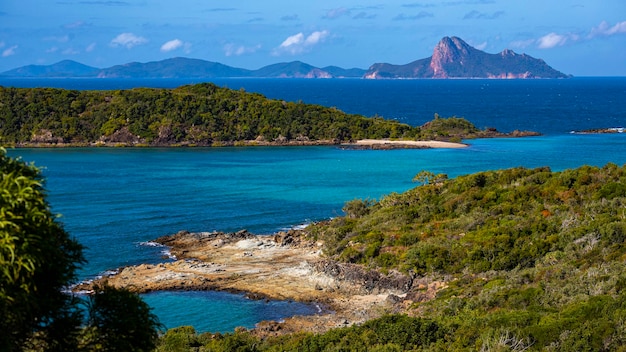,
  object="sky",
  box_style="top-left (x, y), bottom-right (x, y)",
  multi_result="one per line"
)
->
top-left (0, 1), bottom-right (625, 76)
